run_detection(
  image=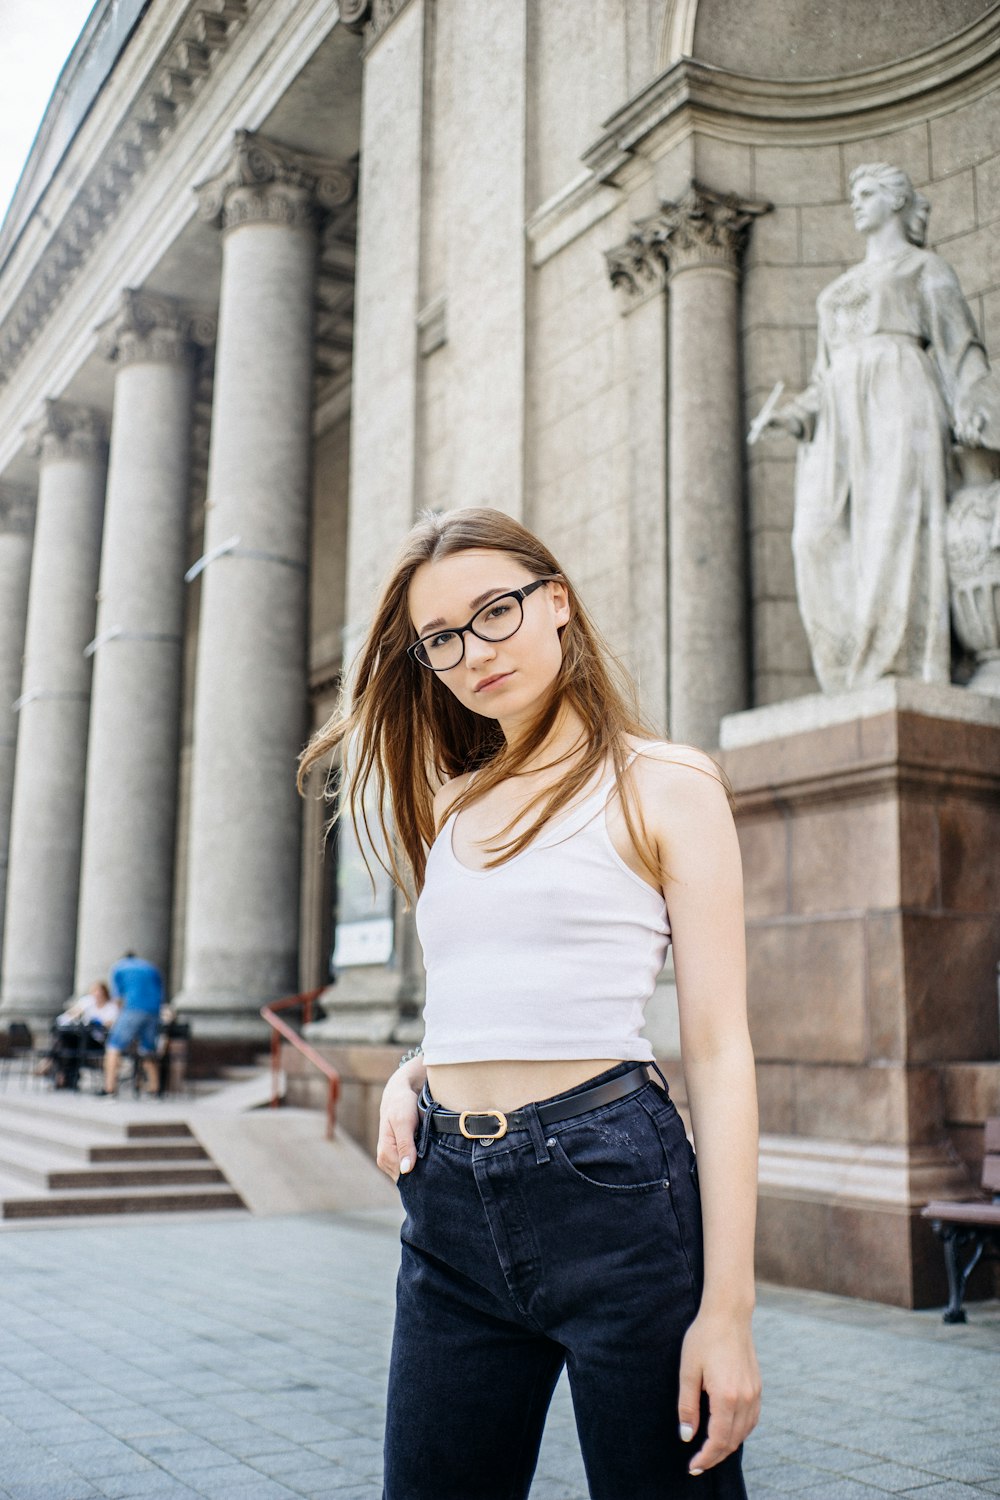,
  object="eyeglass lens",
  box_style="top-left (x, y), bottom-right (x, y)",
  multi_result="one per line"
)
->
top-left (415, 594), bottom-right (524, 669)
